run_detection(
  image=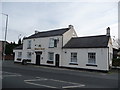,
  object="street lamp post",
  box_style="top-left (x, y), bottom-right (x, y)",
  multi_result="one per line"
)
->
top-left (2, 13), bottom-right (8, 61)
